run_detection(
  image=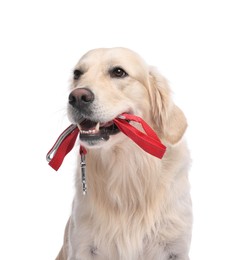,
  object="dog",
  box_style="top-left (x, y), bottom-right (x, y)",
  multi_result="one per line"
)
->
top-left (55, 47), bottom-right (192, 260)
